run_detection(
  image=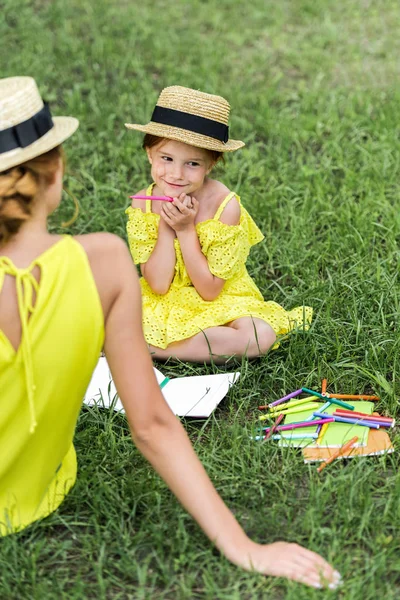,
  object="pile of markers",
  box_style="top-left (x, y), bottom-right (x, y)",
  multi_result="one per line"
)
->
top-left (255, 380), bottom-right (395, 472)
